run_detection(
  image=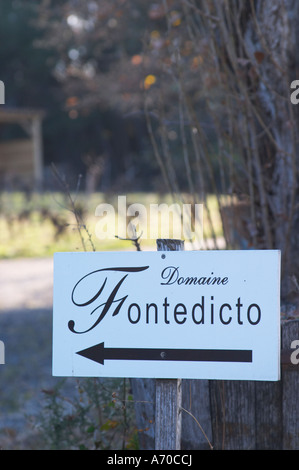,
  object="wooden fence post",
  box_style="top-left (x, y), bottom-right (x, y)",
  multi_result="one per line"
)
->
top-left (155, 238), bottom-right (184, 450)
